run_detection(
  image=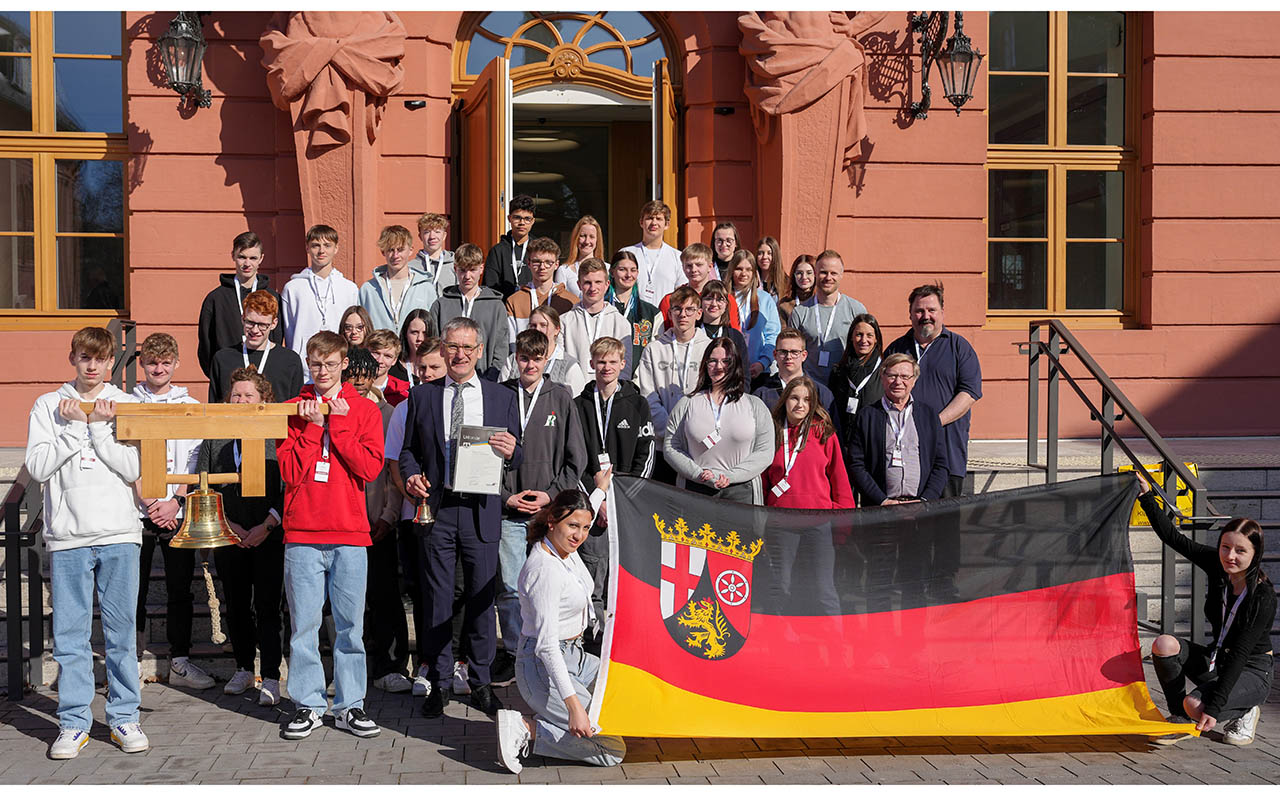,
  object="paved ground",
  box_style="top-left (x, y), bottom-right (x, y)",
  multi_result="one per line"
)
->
top-left (1, 661), bottom-right (1276, 785)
